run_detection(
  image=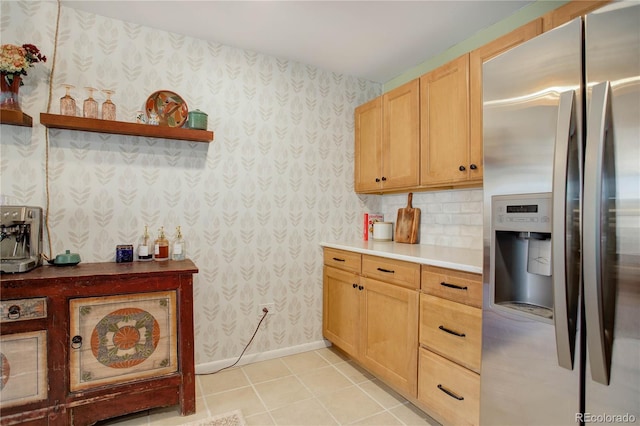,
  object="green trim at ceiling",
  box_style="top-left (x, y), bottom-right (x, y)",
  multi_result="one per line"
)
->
top-left (383, 0), bottom-right (570, 91)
